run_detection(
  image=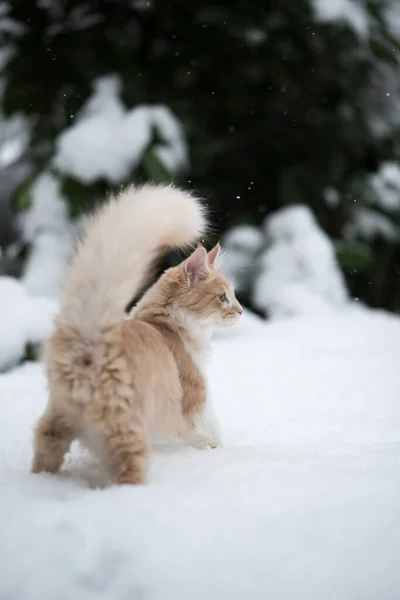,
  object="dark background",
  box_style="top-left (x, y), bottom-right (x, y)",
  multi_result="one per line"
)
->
top-left (1, 0), bottom-right (399, 313)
